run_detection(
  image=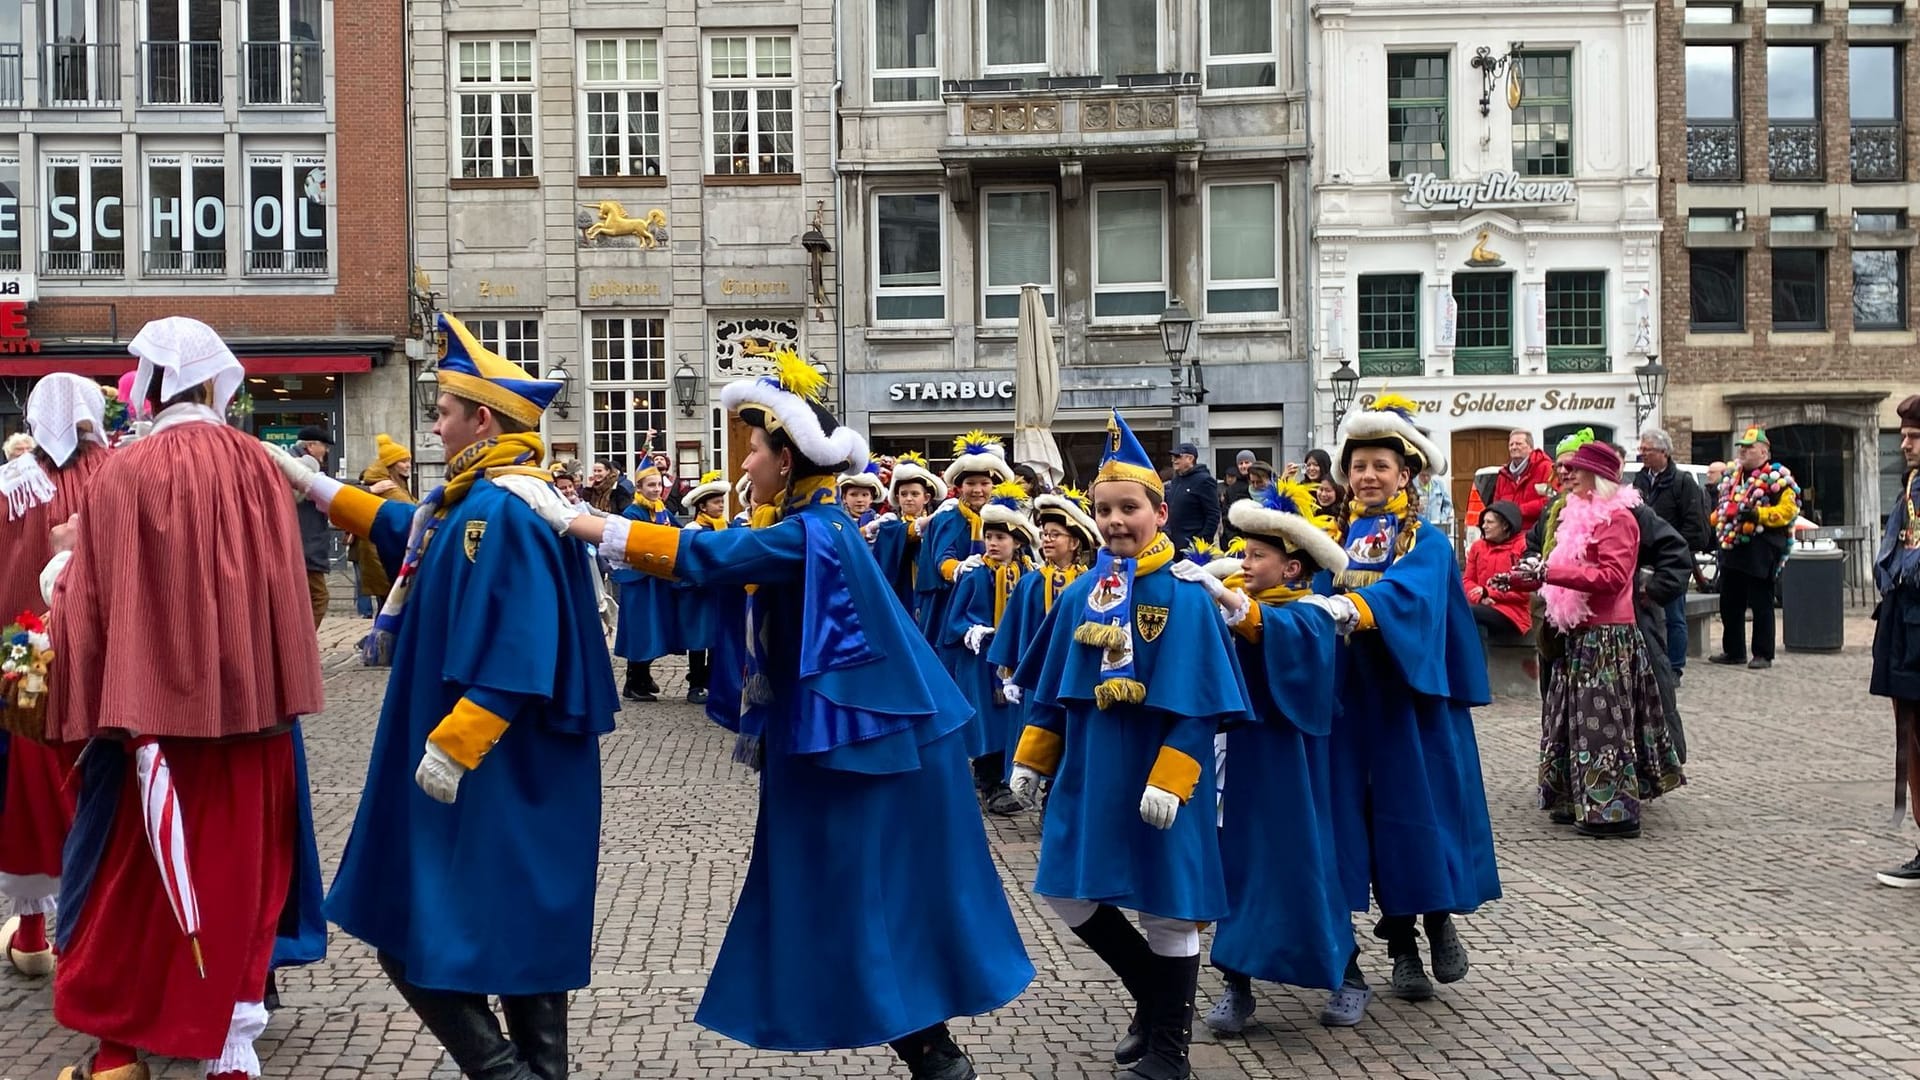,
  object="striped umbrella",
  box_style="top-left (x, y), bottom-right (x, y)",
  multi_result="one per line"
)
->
top-left (133, 738), bottom-right (205, 978)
